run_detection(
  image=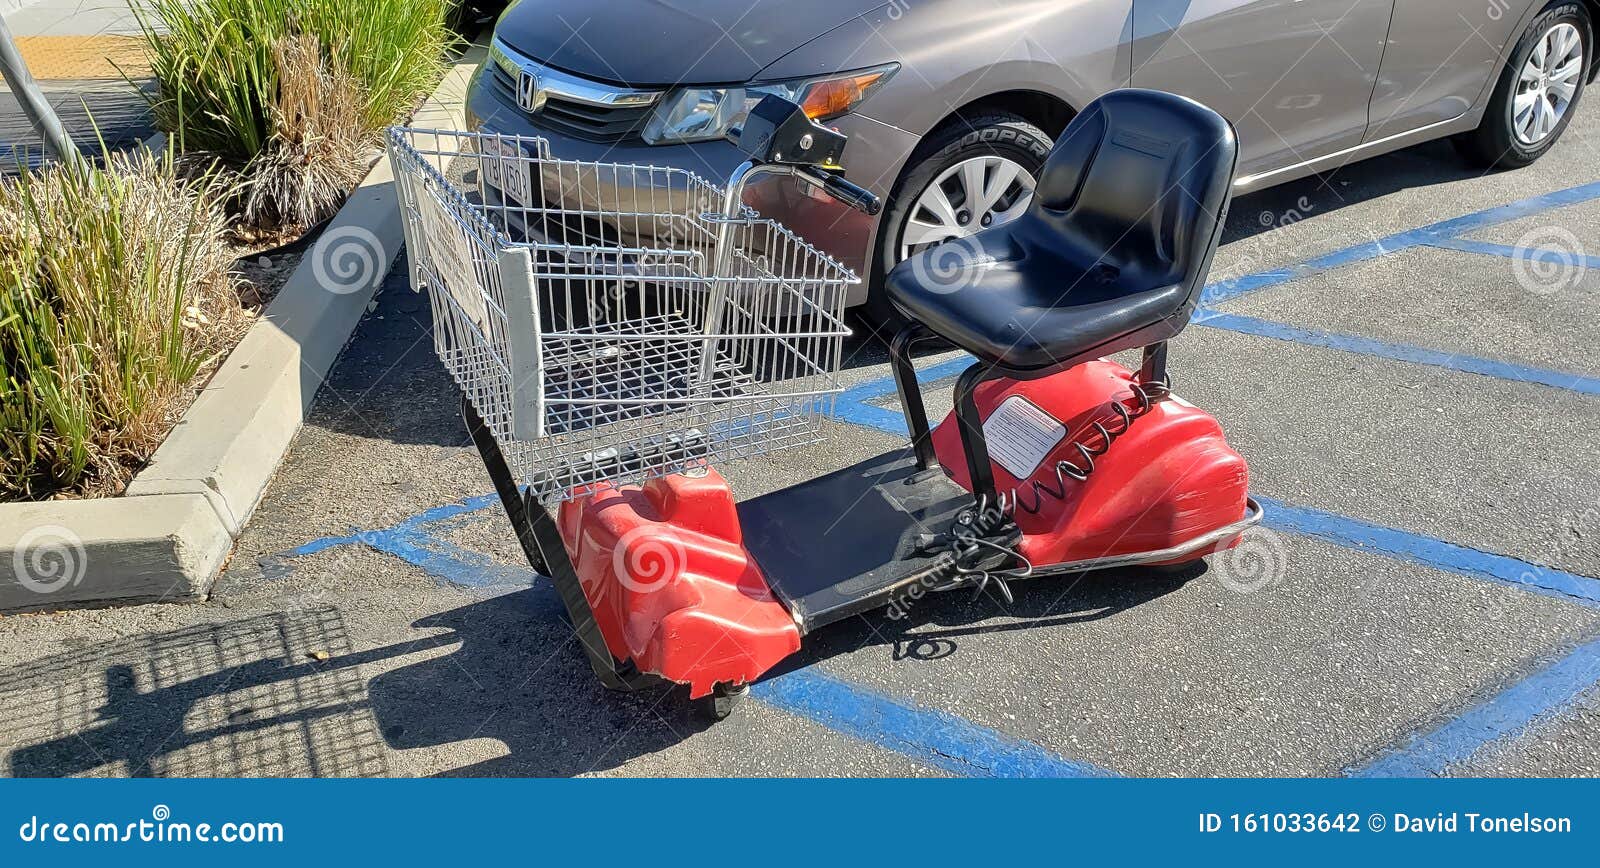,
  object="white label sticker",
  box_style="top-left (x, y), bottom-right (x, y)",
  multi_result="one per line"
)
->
top-left (983, 395), bottom-right (1067, 479)
top-left (417, 190), bottom-right (488, 330)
